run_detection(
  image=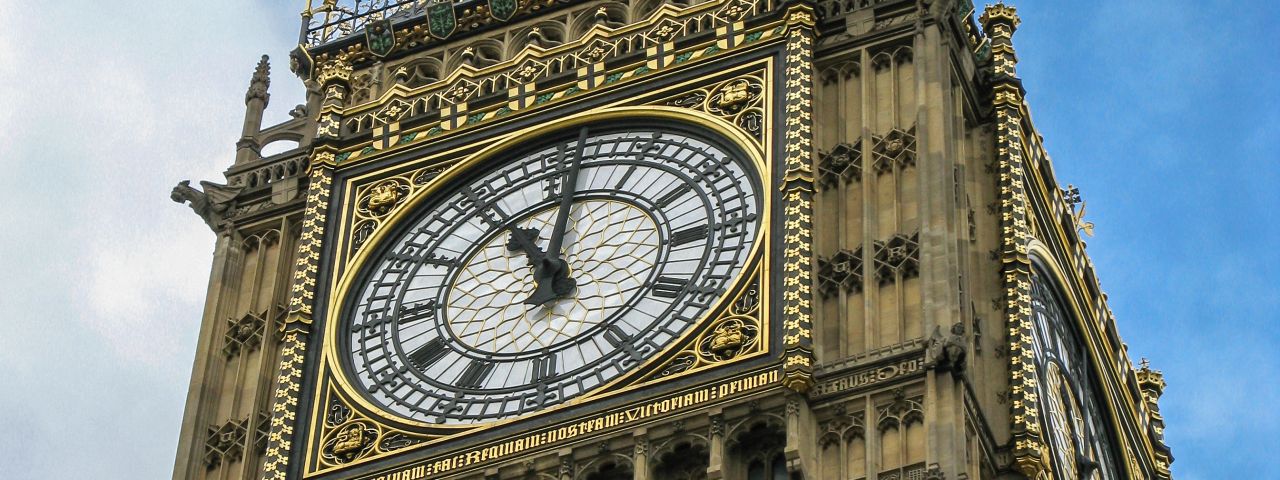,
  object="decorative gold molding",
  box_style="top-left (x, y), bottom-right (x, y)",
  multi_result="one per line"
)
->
top-left (306, 105), bottom-right (773, 477)
top-left (314, 386), bottom-right (436, 469)
top-left (336, 62), bottom-right (775, 269)
top-left (983, 5), bottom-right (1050, 478)
top-left (662, 72), bottom-right (767, 142)
top-left (779, 4), bottom-right (817, 394)
top-left (651, 271), bottom-right (764, 380)
top-left (348, 163), bottom-right (450, 259)
top-left (261, 163), bottom-right (334, 480)
top-left (327, 2), bottom-right (788, 167)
